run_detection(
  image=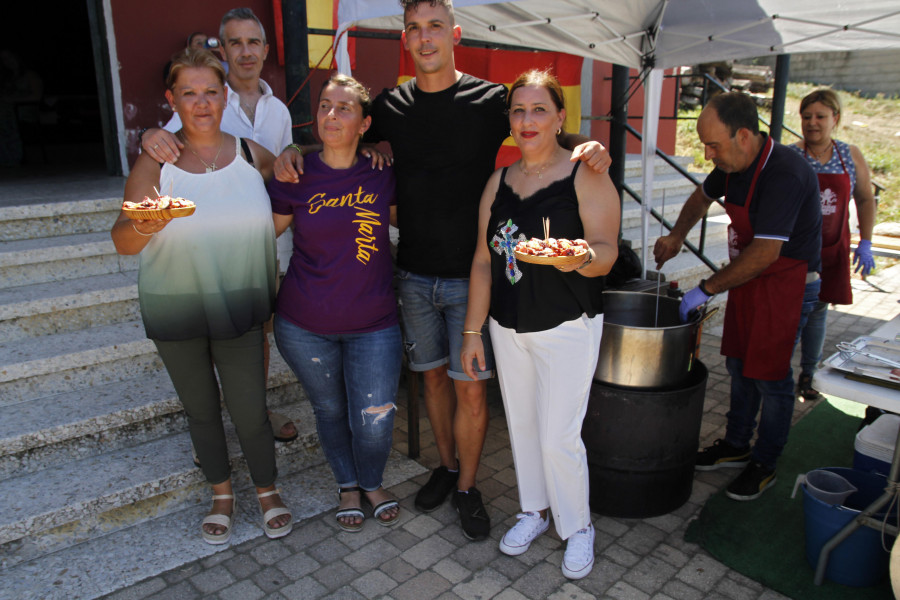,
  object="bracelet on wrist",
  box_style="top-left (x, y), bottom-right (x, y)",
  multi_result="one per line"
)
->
top-left (286, 143), bottom-right (303, 154)
top-left (462, 330), bottom-right (483, 336)
top-left (132, 222), bottom-right (154, 237)
top-left (699, 278), bottom-right (712, 296)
